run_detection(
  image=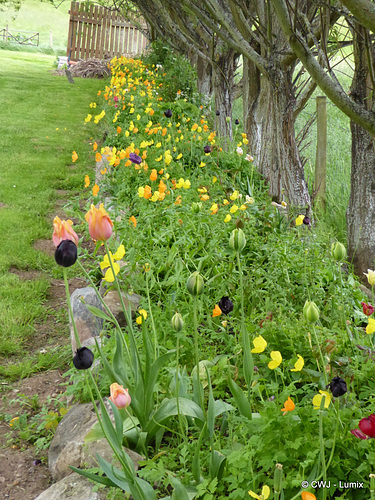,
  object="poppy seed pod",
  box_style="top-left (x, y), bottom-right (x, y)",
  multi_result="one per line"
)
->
top-left (229, 228), bottom-right (246, 252)
top-left (55, 240), bottom-right (77, 267)
top-left (164, 109), bottom-right (172, 118)
top-left (303, 300), bottom-right (320, 323)
top-left (218, 296), bottom-right (233, 315)
top-left (171, 312), bottom-right (184, 332)
top-left (331, 241), bottom-right (346, 262)
top-left (186, 271), bottom-right (204, 296)
top-left (73, 347), bottom-right (94, 370)
top-left (327, 376), bottom-right (347, 397)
